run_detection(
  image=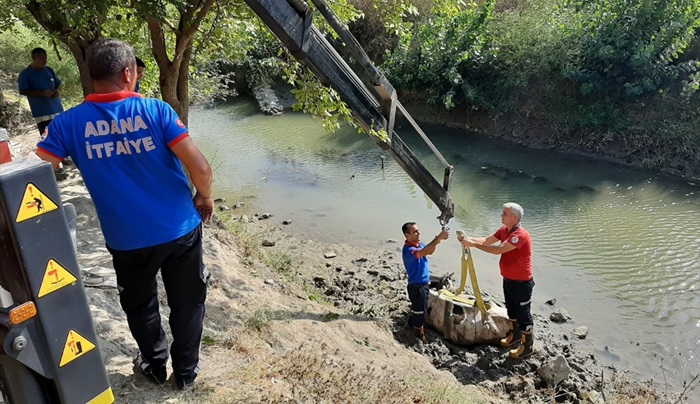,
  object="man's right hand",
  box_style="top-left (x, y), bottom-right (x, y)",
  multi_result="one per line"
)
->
top-left (194, 192), bottom-right (214, 223)
top-left (437, 229), bottom-right (449, 241)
